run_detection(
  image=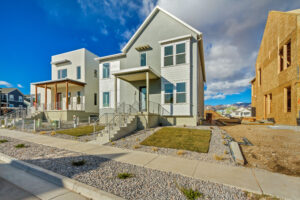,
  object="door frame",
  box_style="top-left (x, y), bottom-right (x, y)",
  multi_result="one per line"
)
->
top-left (139, 86), bottom-right (147, 112)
